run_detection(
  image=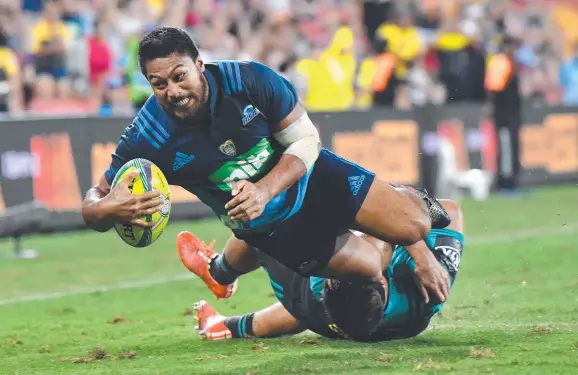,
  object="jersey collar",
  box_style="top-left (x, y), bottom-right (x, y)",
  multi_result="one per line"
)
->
top-left (204, 69), bottom-right (219, 118)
